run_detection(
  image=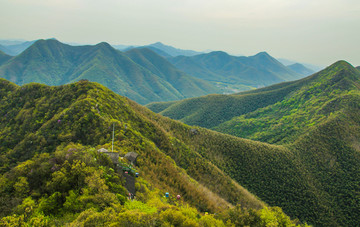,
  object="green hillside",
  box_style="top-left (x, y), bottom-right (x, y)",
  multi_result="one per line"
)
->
top-left (147, 61), bottom-right (360, 226)
top-left (215, 61), bottom-right (360, 143)
top-left (0, 79), bottom-right (306, 226)
top-left (169, 51), bottom-right (303, 92)
top-left (0, 39), bottom-right (219, 105)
